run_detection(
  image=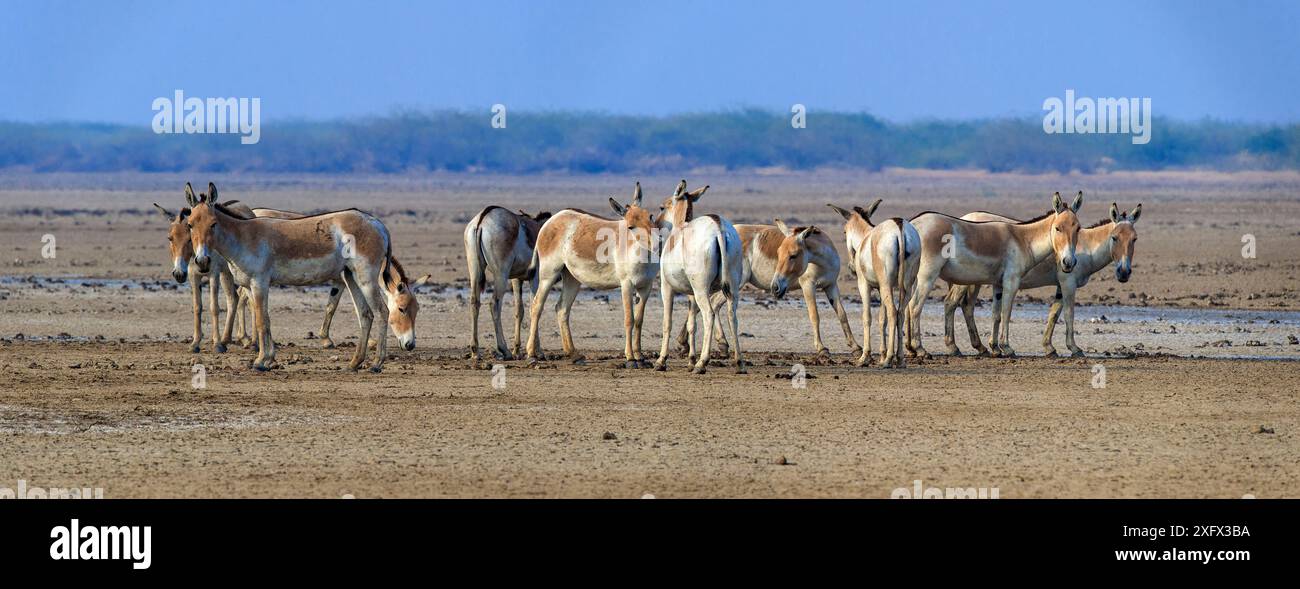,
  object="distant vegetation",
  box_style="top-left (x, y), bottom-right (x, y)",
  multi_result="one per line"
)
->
top-left (2, 110), bottom-right (1298, 174)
